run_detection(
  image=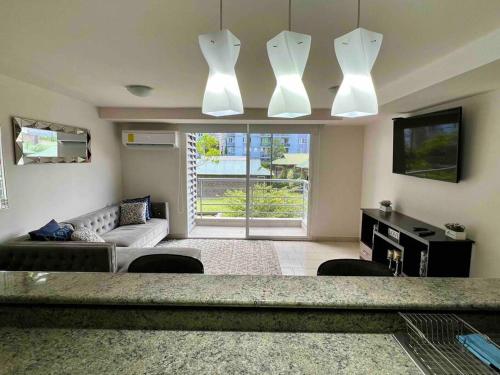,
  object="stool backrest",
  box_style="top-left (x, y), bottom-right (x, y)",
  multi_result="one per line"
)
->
top-left (317, 259), bottom-right (393, 276)
top-left (127, 254), bottom-right (204, 274)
